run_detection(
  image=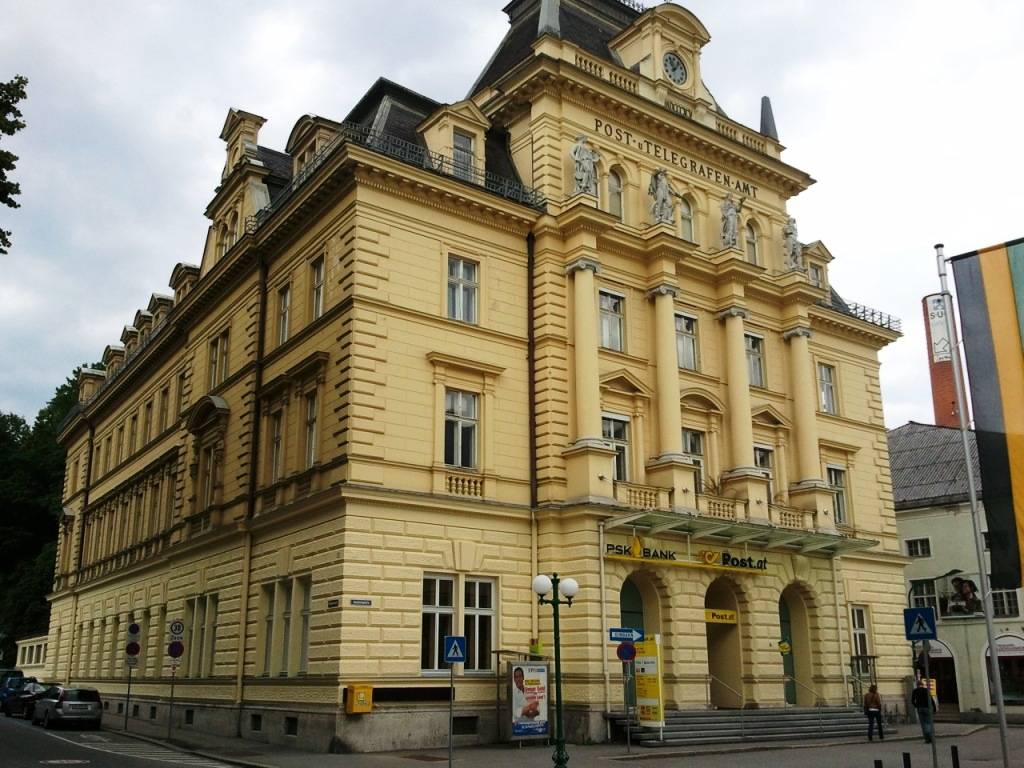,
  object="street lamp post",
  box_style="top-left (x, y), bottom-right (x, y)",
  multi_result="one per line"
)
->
top-left (533, 572), bottom-right (579, 768)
